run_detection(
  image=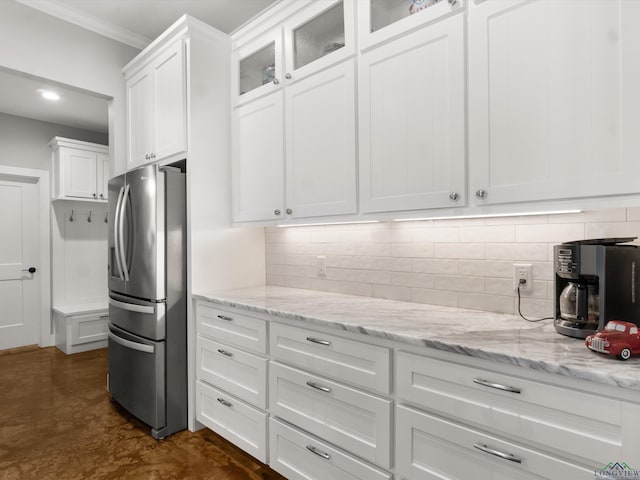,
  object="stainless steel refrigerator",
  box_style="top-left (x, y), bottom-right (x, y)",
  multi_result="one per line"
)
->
top-left (107, 163), bottom-right (186, 439)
